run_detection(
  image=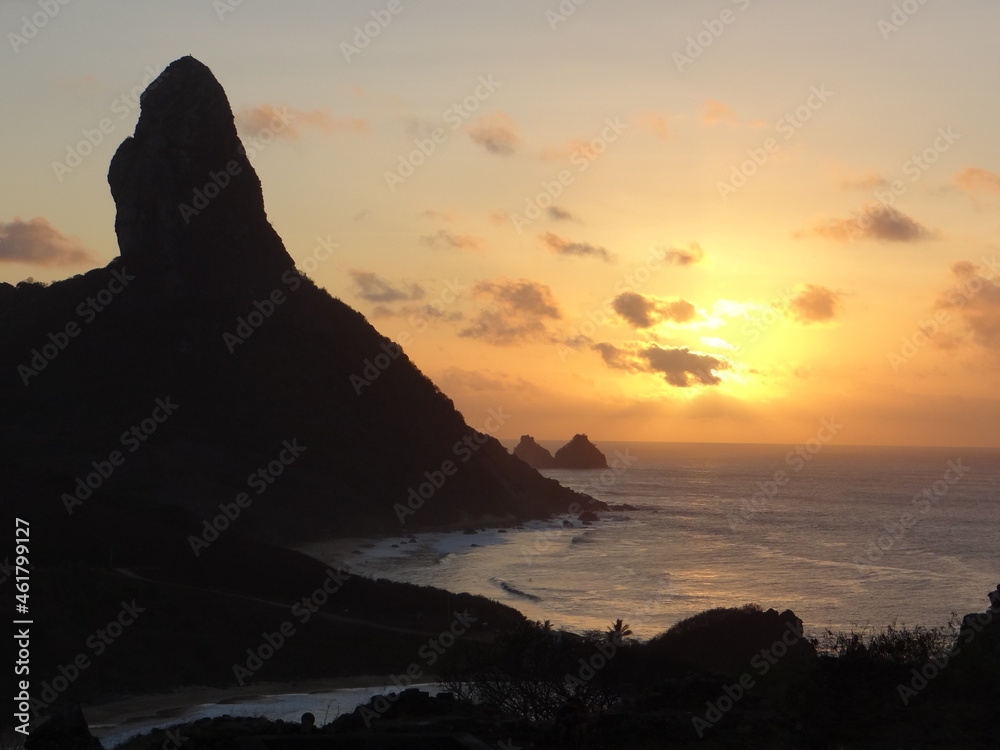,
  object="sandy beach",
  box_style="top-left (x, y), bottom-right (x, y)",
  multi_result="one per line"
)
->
top-left (85, 674), bottom-right (437, 746)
